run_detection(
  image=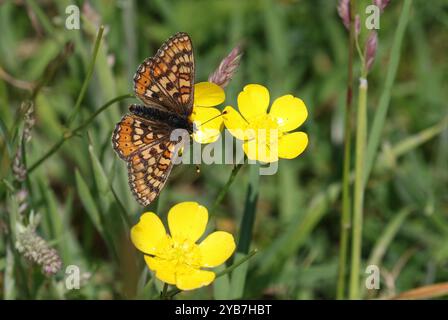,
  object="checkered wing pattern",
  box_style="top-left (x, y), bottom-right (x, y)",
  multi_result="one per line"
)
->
top-left (112, 114), bottom-right (184, 206)
top-left (113, 32), bottom-right (194, 206)
top-left (133, 32), bottom-right (194, 116)
top-left (127, 140), bottom-right (180, 206)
